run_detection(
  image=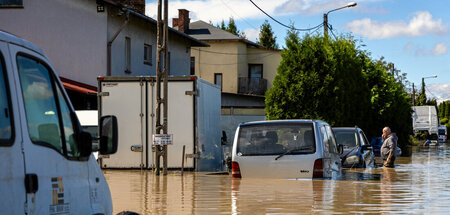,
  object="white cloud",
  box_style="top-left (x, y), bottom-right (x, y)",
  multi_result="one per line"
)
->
top-left (275, 0), bottom-right (349, 15)
top-left (243, 28), bottom-right (260, 41)
top-left (275, 0), bottom-right (385, 15)
top-left (345, 11), bottom-right (447, 39)
top-left (145, 0), bottom-right (288, 24)
top-left (427, 83), bottom-right (450, 103)
top-left (403, 42), bottom-right (448, 56)
top-left (404, 42), bottom-right (414, 51)
top-left (432, 42), bottom-right (448, 55)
